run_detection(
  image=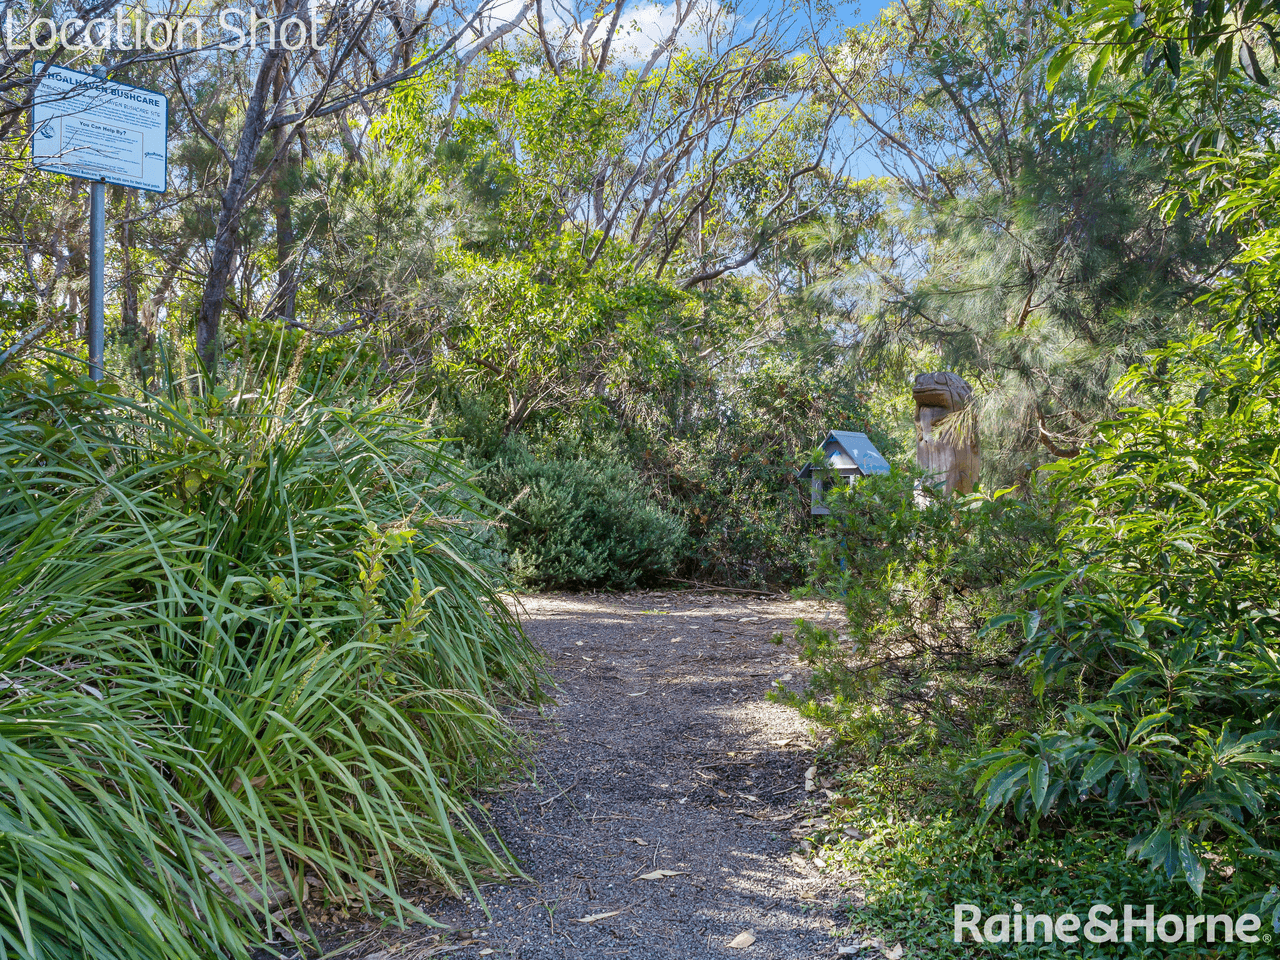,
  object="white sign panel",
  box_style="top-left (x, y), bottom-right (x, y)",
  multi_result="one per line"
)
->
top-left (31, 62), bottom-right (168, 193)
